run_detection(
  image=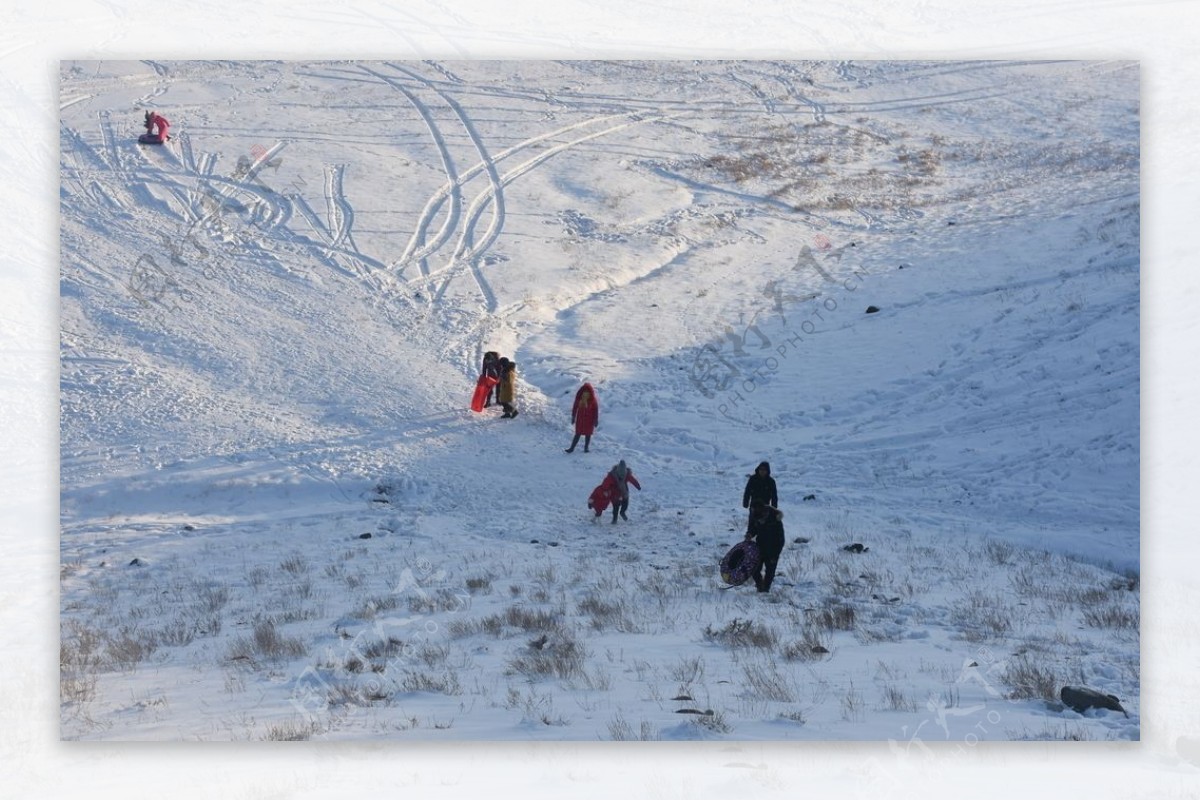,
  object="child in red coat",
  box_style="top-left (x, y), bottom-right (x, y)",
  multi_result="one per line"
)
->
top-left (139, 110), bottom-right (171, 144)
